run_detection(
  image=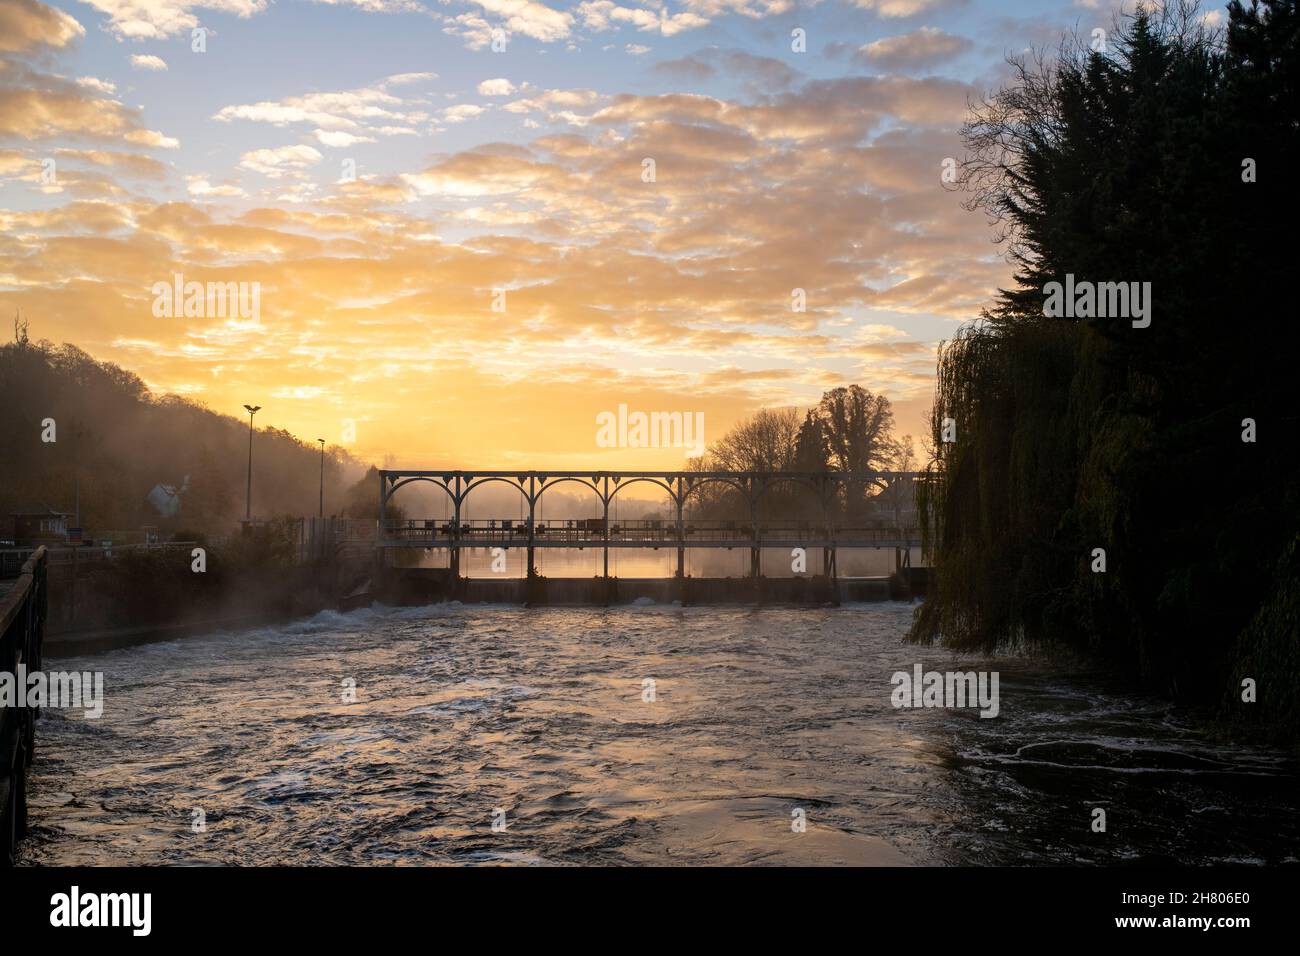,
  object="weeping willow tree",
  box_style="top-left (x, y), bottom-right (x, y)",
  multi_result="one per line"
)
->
top-left (911, 0), bottom-right (1300, 740)
top-left (914, 321), bottom-right (1085, 649)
